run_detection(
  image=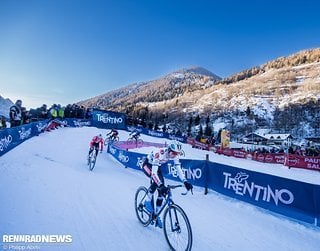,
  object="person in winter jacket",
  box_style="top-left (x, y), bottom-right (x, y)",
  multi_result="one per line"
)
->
top-left (9, 99), bottom-right (22, 127)
top-left (0, 116), bottom-right (7, 129)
